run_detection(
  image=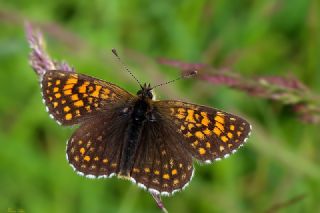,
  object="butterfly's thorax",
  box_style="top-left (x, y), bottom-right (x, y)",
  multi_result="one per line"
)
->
top-left (119, 89), bottom-right (153, 176)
